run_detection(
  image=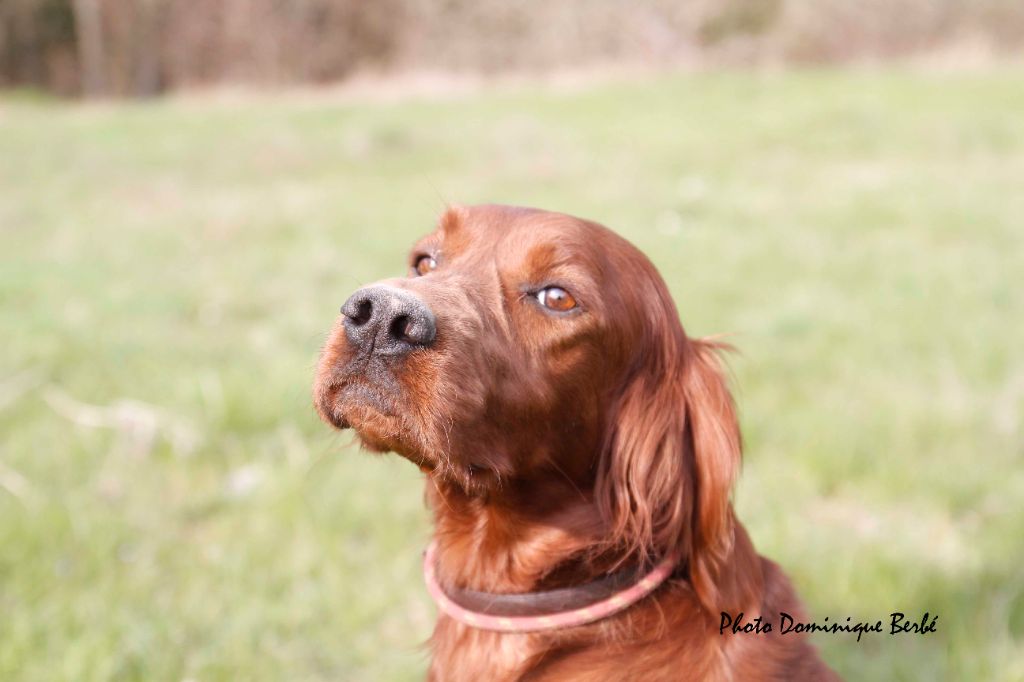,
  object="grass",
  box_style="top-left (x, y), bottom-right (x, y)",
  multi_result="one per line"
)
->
top-left (1, 69), bottom-right (1022, 680)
